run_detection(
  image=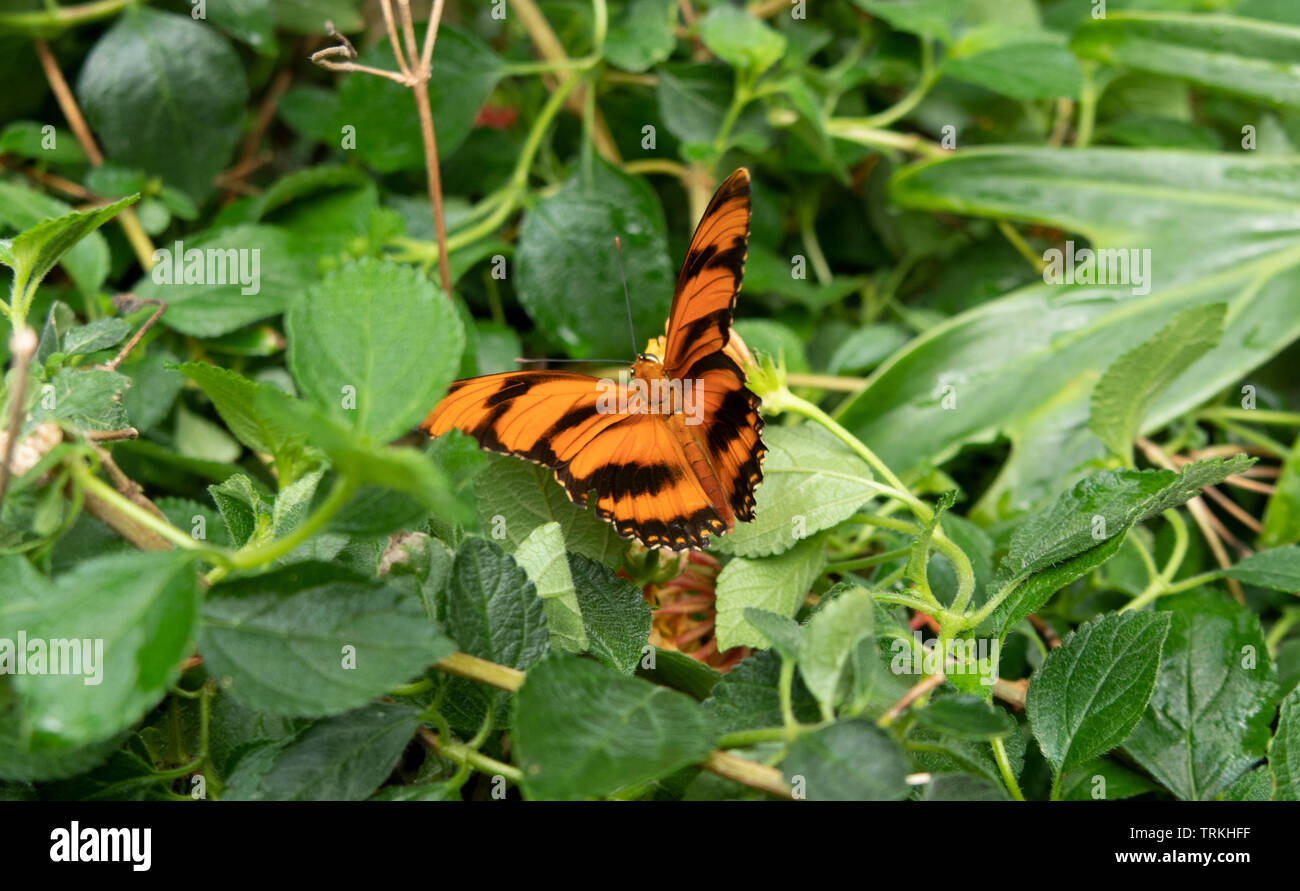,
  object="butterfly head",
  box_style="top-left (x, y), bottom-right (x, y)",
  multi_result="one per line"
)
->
top-left (632, 352), bottom-right (663, 380)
